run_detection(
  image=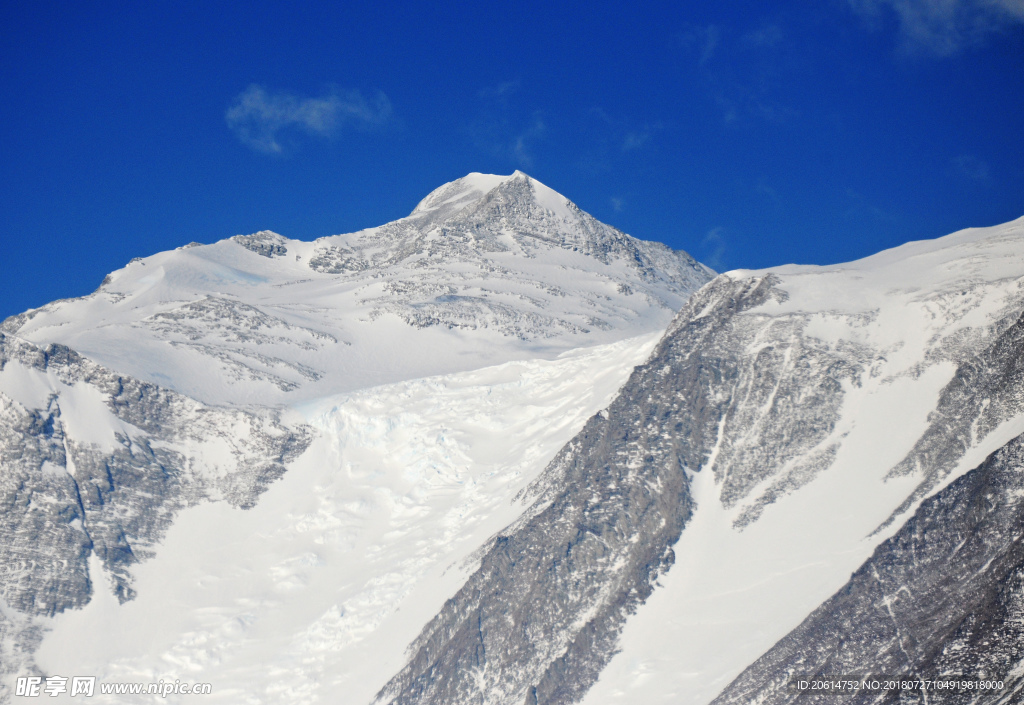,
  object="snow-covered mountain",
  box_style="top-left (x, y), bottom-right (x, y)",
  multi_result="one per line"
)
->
top-left (0, 172), bottom-right (710, 703)
top-left (3, 169), bottom-right (1024, 705)
top-left (577, 216), bottom-right (1024, 705)
top-left (5, 171), bottom-right (710, 407)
